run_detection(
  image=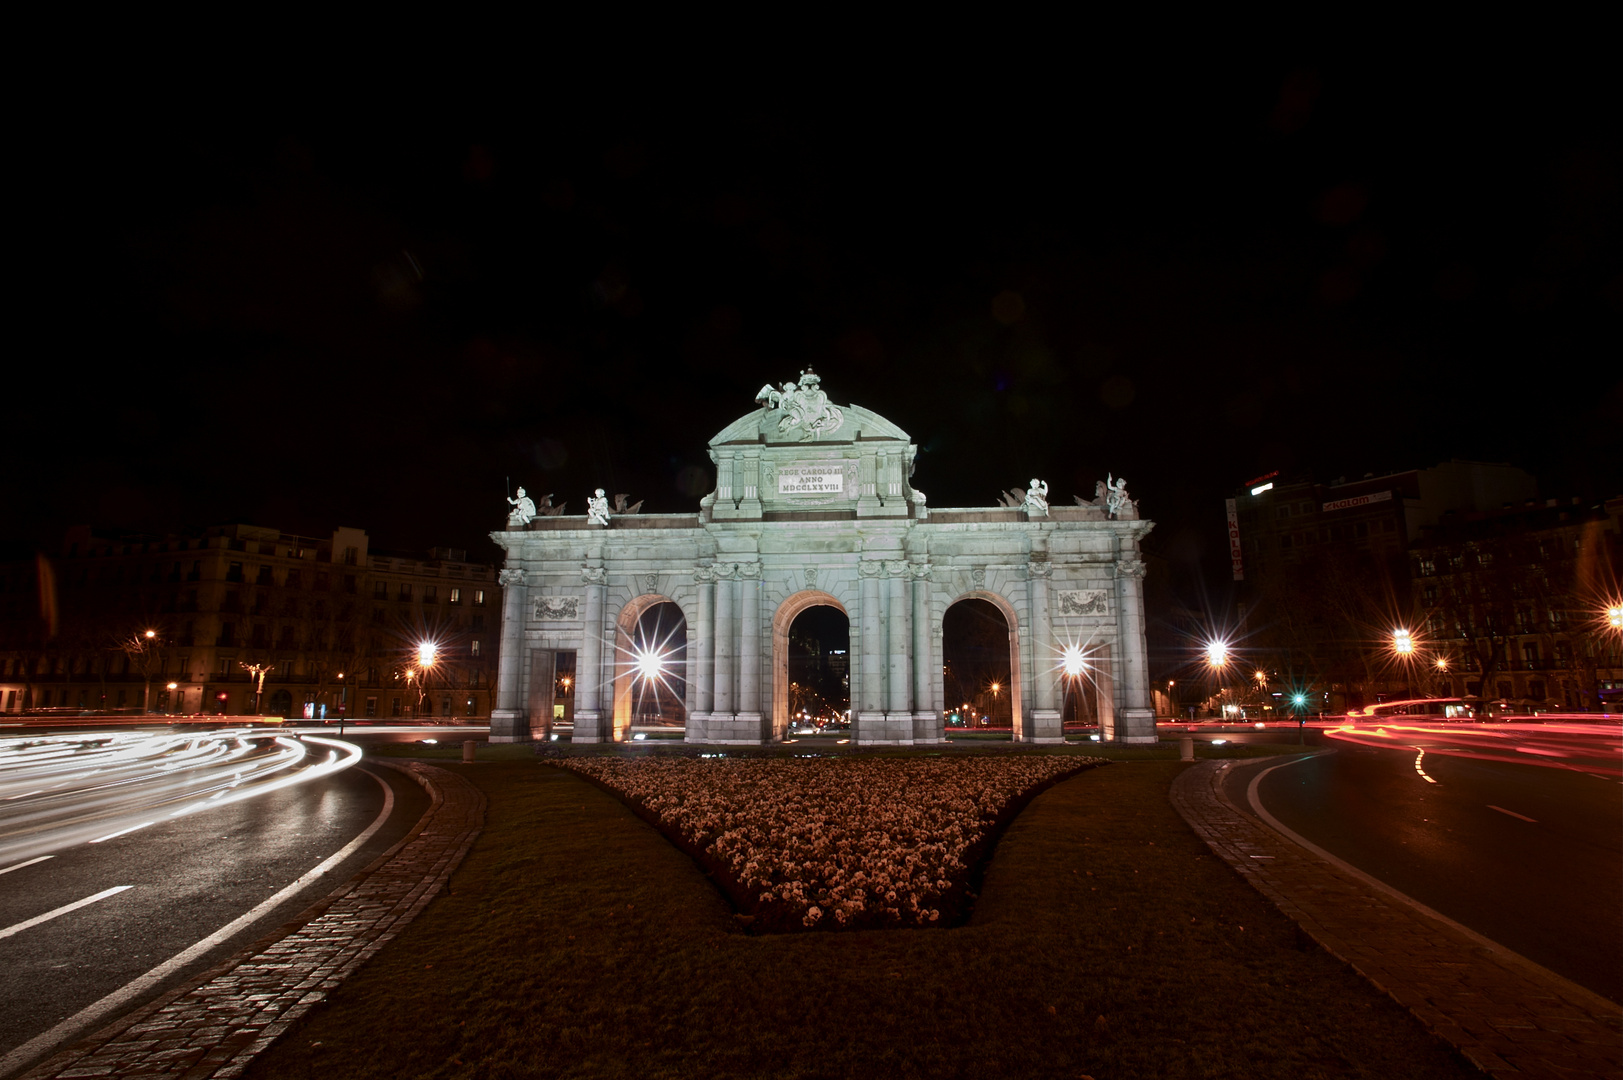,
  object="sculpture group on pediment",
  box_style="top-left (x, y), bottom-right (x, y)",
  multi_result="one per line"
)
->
top-left (754, 367), bottom-right (845, 442)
